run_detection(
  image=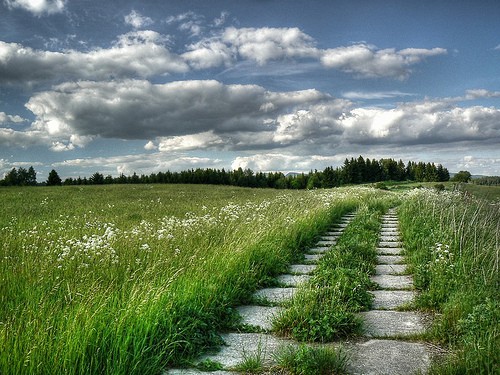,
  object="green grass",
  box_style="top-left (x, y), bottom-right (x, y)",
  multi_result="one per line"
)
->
top-left (0, 184), bottom-right (373, 374)
top-left (274, 344), bottom-right (348, 375)
top-left (398, 188), bottom-right (499, 374)
top-left (273, 195), bottom-right (396, 342)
